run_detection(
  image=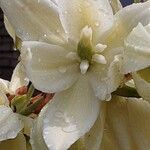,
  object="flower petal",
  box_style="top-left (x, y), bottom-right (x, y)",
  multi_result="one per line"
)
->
top-left (109, 0), bottom-right (122, 14)
top-left (0, 0), bottom-right (66, 45)
top-left (104, 1), bottom-right (150, 52)
top-left (32, 76), bottom-right (100, 150)
top-left (0, 91), bottom-right (9, 106)
top-left (132, 70), bottom-right (150, 102)
top-left (21, 41), bottom-right (79, 93)
top-left (122, 23), bottom-right (150, 74)
top-left (0, 105), bottom-right (23, 141)
top-left (4, 16), bottom-right (16, 42)
top-left (0, 79), bottom-right (9, 94)
top-left (18, 115), bottom-right (34, 137)
top-left (9, 62), bottom-right (29, 94)
top-left (89, 56), bottom-right (123, 100)
top-left (115, 1), bottom-right (150, 38)
top-left (30, 105), bottom-right (50, 150)
top-left (0, 133), bottom-right (26, 150)
top-left (57, 0), bottom-right (114, 43)
top-left (101, 96), bottom-right (150, 150)
top-left (70, 102), bottom-right (106, 150)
